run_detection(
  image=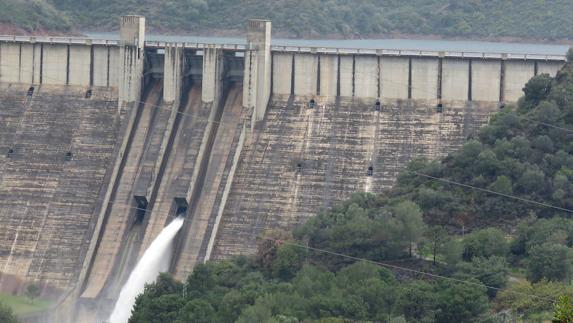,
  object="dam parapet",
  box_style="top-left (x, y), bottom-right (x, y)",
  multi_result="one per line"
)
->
top-left (0, 15), bottom-right (569, 322)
